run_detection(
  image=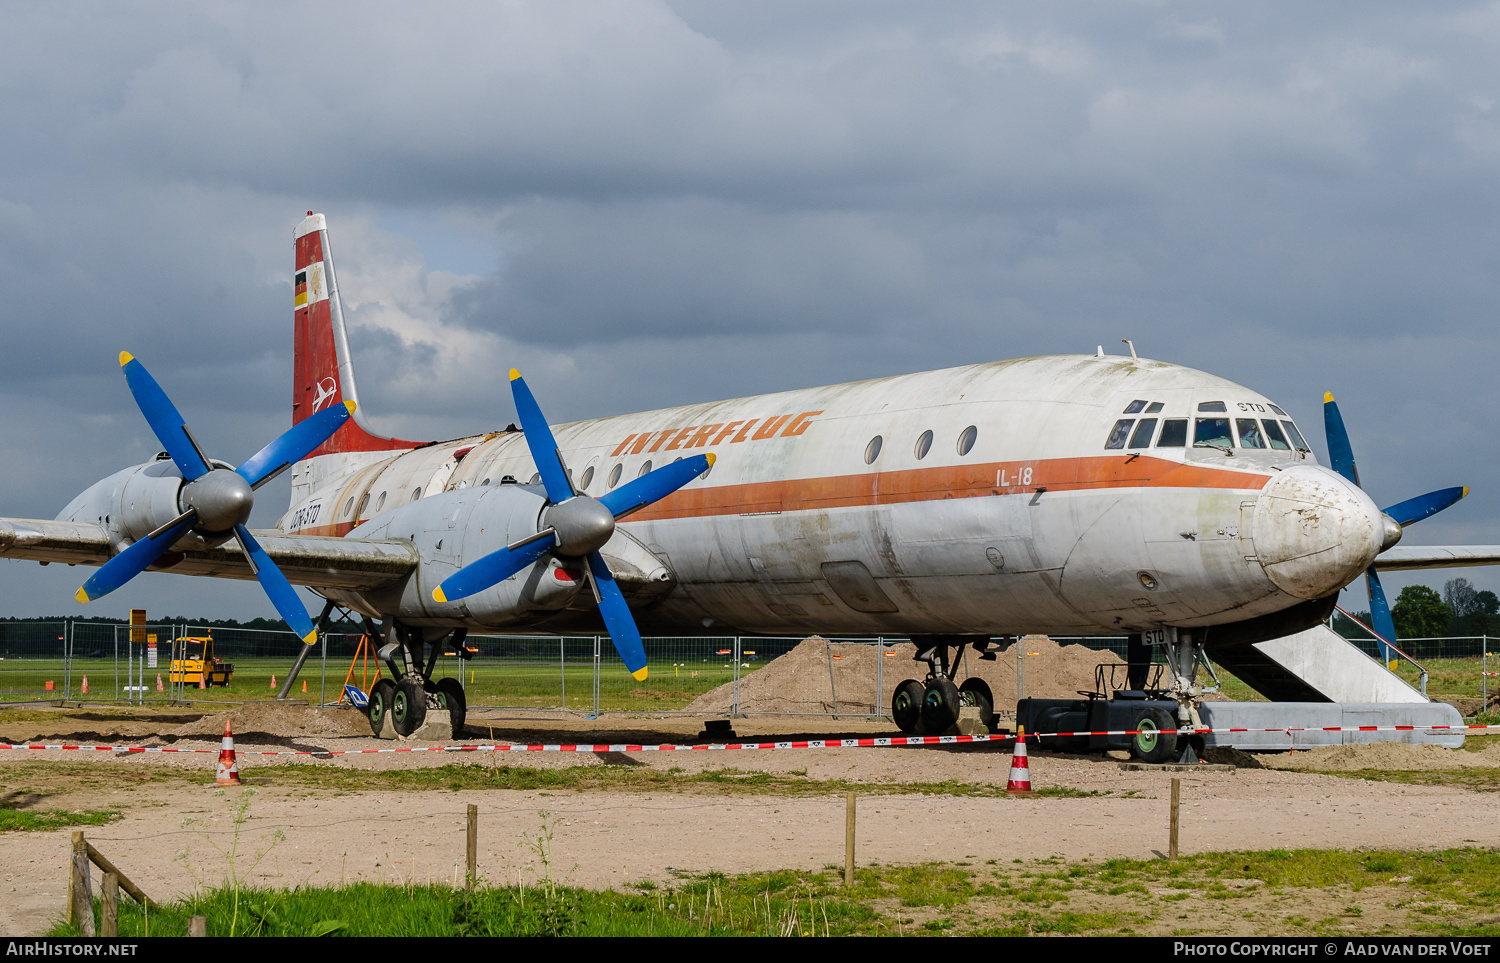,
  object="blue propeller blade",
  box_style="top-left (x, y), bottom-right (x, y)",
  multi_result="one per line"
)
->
top-left (433, 536), bottom-right (555, 604)
top-left (599, 454), bottom-right (714, 520)
top-left (1364, 566), bottom-right (1398, 663)
top-left (1382, 487), bottom-right (1469, 528)
top-left (235, 525), bottom-right (318, 643)
top-left (121, 352), bottom-right (210, 481)
top-left (237, 401), bottom-right (355, 489)
top-left (509, 369), bottom-right (574, 504)
top-left (1321, 392), bottom-right (1361, 487)
top-left (588, 551), bottom-right (649, 680)
top-left (75, 513), bottom-right (196, 603)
